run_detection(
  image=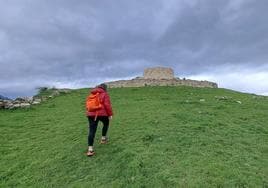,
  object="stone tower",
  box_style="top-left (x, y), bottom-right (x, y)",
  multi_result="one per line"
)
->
top-left (106, 67), bottom-right (218, 88)
top-left (144, 67), bottom-right (174, 79)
